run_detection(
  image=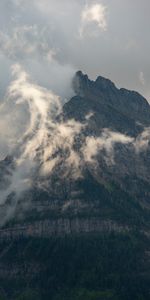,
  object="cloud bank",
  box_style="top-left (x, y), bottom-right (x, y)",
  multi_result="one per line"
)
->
top-left (0, 65), bottom-right (84, 224)
top-left (0, 0), bottom-right (150, 100)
